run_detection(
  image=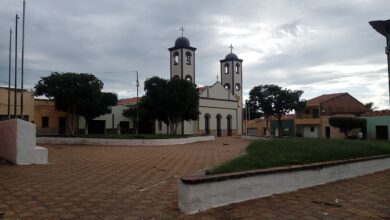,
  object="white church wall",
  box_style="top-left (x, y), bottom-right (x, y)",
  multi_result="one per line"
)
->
top-left (78, 105), bottom-right (133, 130)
